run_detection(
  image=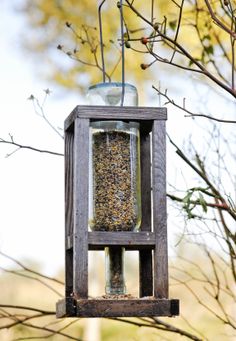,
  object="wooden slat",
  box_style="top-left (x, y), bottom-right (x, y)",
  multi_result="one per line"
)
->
top-left (56, 298), bottom-right (76, 318)
top-left (65, 131), bottom-right (74, 237)
top-left (65, 249), bottom-right (73, 297)
top-left (76, 299), bottom-right (178, 317)
top-left (152, 120), bottom-right (168, 299)
top-left (65, 130), bottom-right (74, 297)
top-left (87, 232), bottom-right (155, 250)
top-left (140, 132), bottom-right (153, 297)
top-left (56, 298), bottom-right (179, 318)
top-left (73, 118), bottom-right (89, 298)
top-left (65, 106), bottom-right (167, 130)
top-left (66, 232), bottom-right (155, 250)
